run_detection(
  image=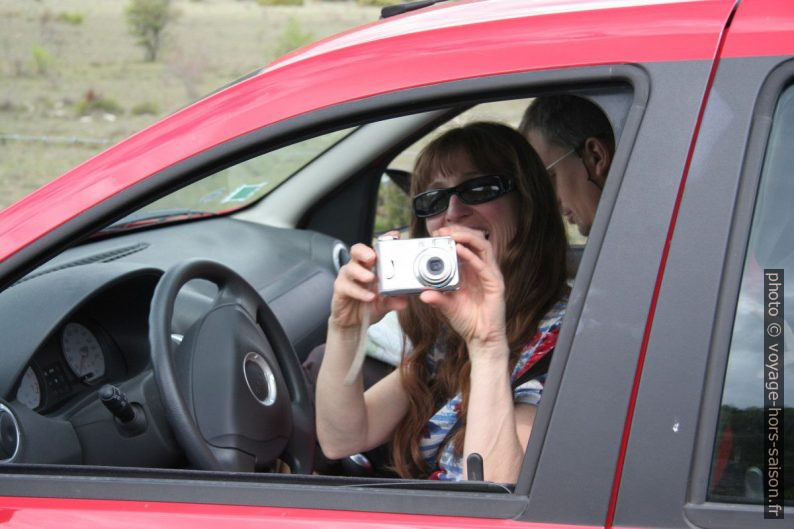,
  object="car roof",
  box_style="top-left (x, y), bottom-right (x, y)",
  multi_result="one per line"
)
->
top-left (0, 0), bottom-right (744, 264)
top-left (267, 0), bottom-right (730, 72)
